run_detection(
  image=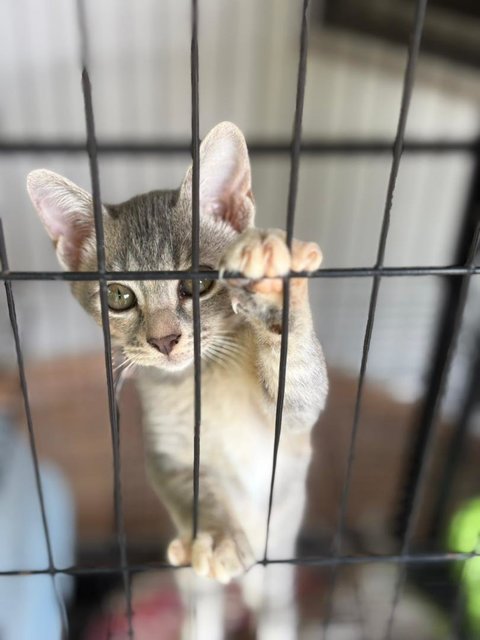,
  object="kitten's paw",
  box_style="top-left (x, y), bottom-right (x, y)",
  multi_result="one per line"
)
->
top-left (219, 228), bottom-right (322, 310)
top-left (167, 531), bottom-right (254, 584)
top-left (219, 229), bottom-right (289, 295)
top-left (290, 237), bottom-right (323, 274)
